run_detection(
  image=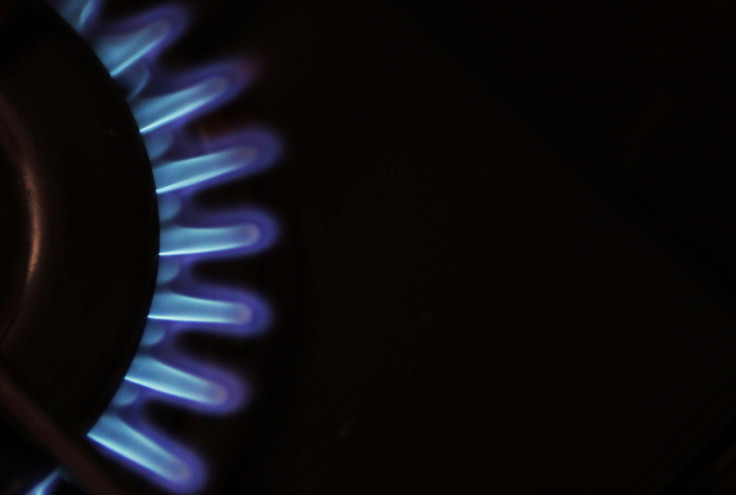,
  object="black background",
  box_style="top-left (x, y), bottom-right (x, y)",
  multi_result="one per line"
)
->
top-left (84, 1), bottom-right (736, 493)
